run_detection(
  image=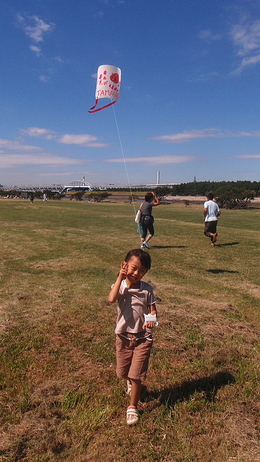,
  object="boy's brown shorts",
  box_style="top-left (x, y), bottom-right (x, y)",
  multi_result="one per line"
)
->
top-left (116, 332), bottom-right (153, 381)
